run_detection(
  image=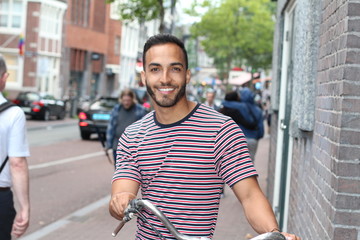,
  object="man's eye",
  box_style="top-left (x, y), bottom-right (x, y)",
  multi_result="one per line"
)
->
top-left (150, 68), bottom-right (159, 72)
top-left (172, 67), bottom-right (181, 72)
